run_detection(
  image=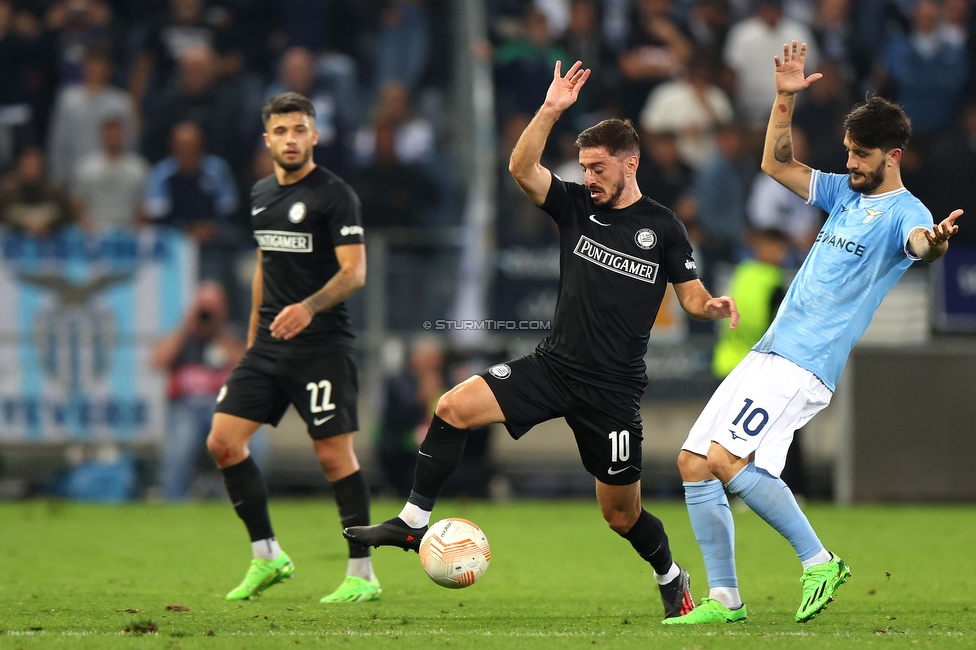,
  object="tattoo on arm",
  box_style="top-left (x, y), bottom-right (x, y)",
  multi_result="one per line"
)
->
top-left (774, 132), bottom-right (793, 163)
top-left (302, 287), bottom-right (338, 315)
